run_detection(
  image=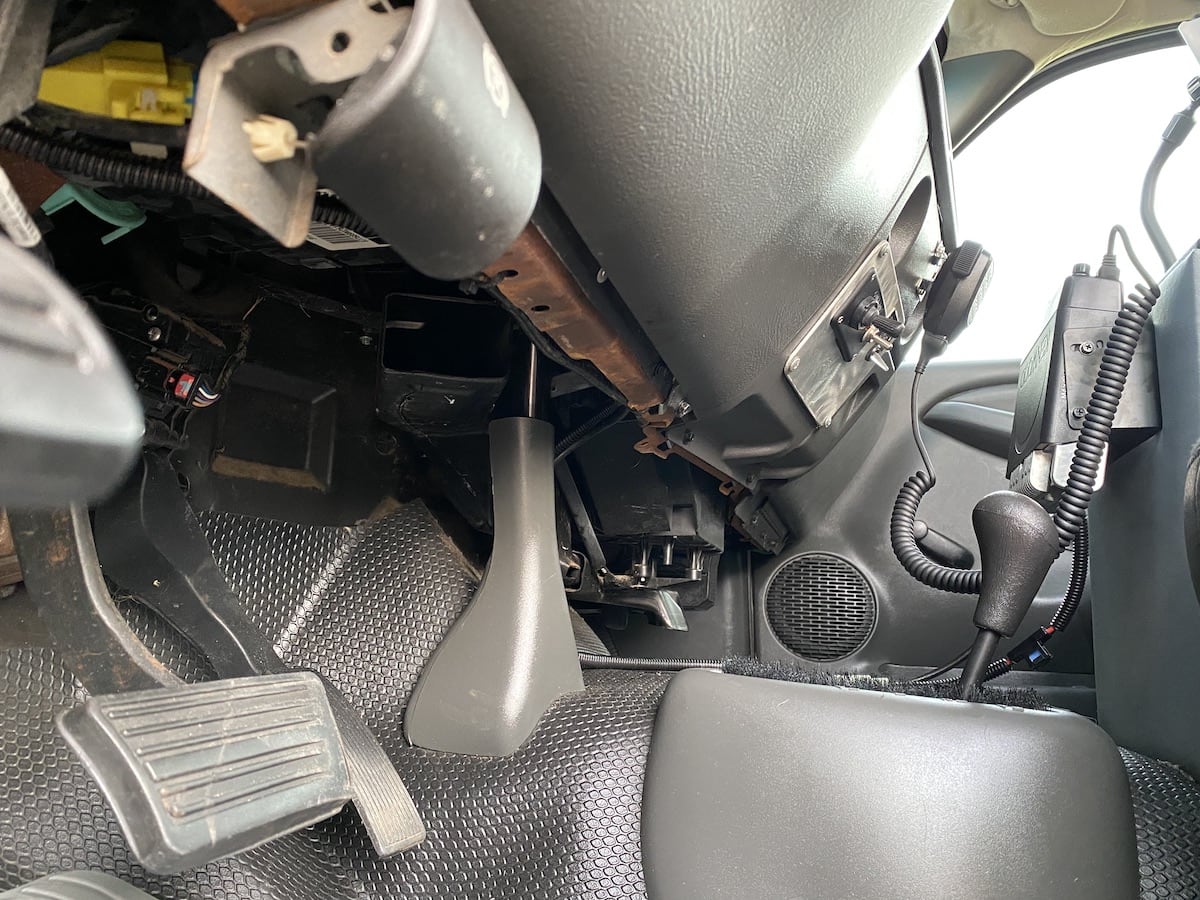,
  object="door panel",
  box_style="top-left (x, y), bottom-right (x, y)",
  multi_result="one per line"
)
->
top-left (757, 360), bottom-right (1094, 708)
